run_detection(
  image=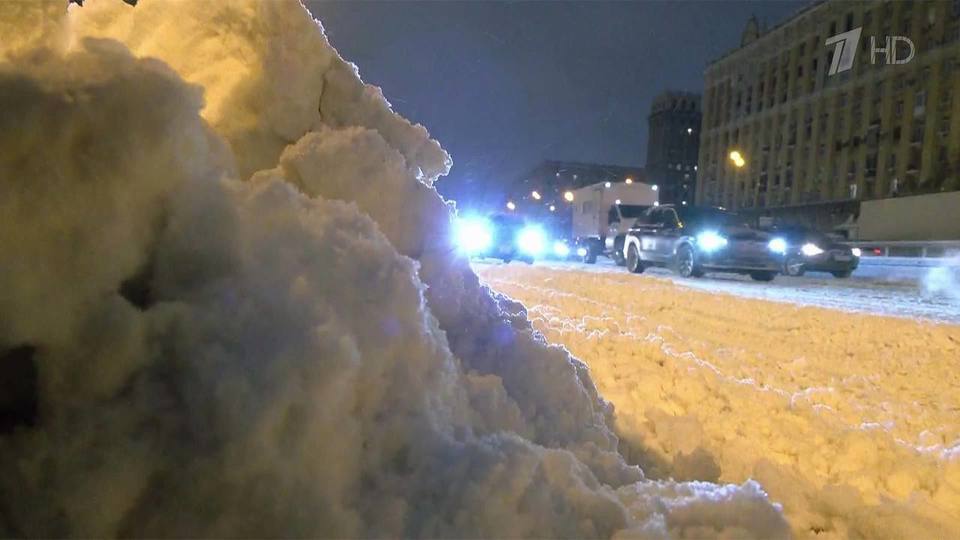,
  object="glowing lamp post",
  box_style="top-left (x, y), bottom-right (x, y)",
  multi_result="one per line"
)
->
top-left (506, 201), bottom-right (516, 211)
top-left (729, 150), bottom-right (746, 168)
top-left (563, 191), bottom-right (574, 202)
